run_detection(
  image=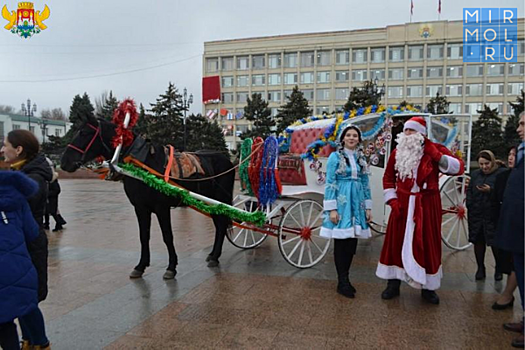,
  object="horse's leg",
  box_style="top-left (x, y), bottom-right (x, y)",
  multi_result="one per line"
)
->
top-left (207, 214), bottom-right (230, 267)
top-left (155, 205), bottom-right (178, 279)
top-left (130, 206), bottom-right (151, 278)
